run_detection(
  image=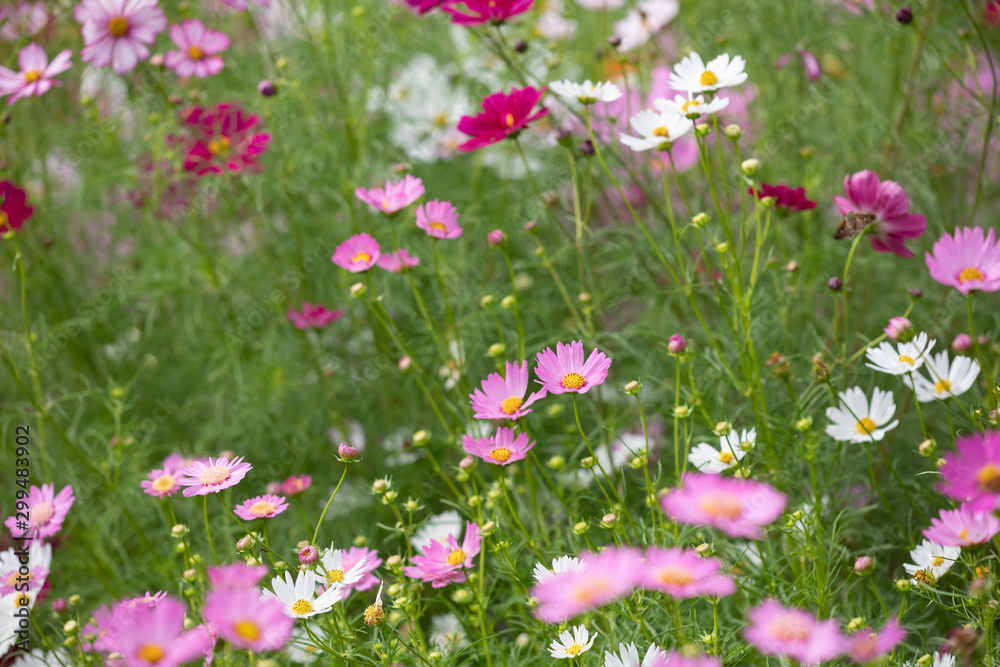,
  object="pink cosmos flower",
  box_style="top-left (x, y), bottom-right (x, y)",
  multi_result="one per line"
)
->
top-left (443, 0), bottom-right (534, 25)
top-left (833, 170), bottom-right (927, 258)
top-left (141, 468), bottom-right (181, 498)
top-left (923, 507), bottom-right (1000, 546)
top-left (463, 426), bottom-right (535, 466)
top-left (846, 617), bottom-right (907, 663)
top-left (457, 86), bottom-right (549, 151)
top-left (648, 652), bottom-right (722, 667)
top-left (470, 360), bottom-right (548, 420)
top-left (743, 600), bottom-right (845, 664)
top-left (355, 175), bottom-right (425, 215)
top-left (182, 103), bottom-right (272, 175)
top-left (118, 591), bottom-right (168, 609)
top-left (332, 233), bottom-right (381, 273)
top-left (177, 455), bottom-right (252, 497)
top-left (661, 473), bottom-right (787, 539)
top-left (0, 44), bottom-right (72, 105)
top-left (0, 181), bottom-right (34, 236)
top-left (287, 302), bottom-right (343, 329)
top-left (639, 548), bottom-right (736, 598)
top-left (925, 227), bottom-right (1000, 294)
top-left (0, 3), bottom-right (47, 41)
top-left (416, 200), bottom-right (463, 239)
top-left (204, 588), bottom-right (292, 651)
top-left (342, 546), bottom-right (381, 593)
top-left (532, 547), bottom-right (642, 623)
top-left (535, 340), bottom-right (611, 395)
top-left (207, 563), bottom-right (268, 591)
top-left (0, 541), bottom-right (48, 596)
top-left (749, 183), bottom-right (817, 213)
top-left (377, 249), bottom-right (421, 272)
top-left (402, 521), bottom-right (481, 588)
top-left (163, 452), bottom-right (200, 470)
top-left (76, 0), bottom-right (167, 75)
top-left (234, 493), bottom-right (288, 520)
top-left (4, 483), bottom-right (74, 540)
top-left (164, 19), bottom-right (229, 78)
top-left (938, 430), bottom-right (1000, 511)
top-left (775, 48), bottom-right (821, 82)
top-left (281, 474), bottom-right (311, 496)
top-left (101, 597), bottom-right (212, 667)
top-left (218, 0), bottom-right (271, 8)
